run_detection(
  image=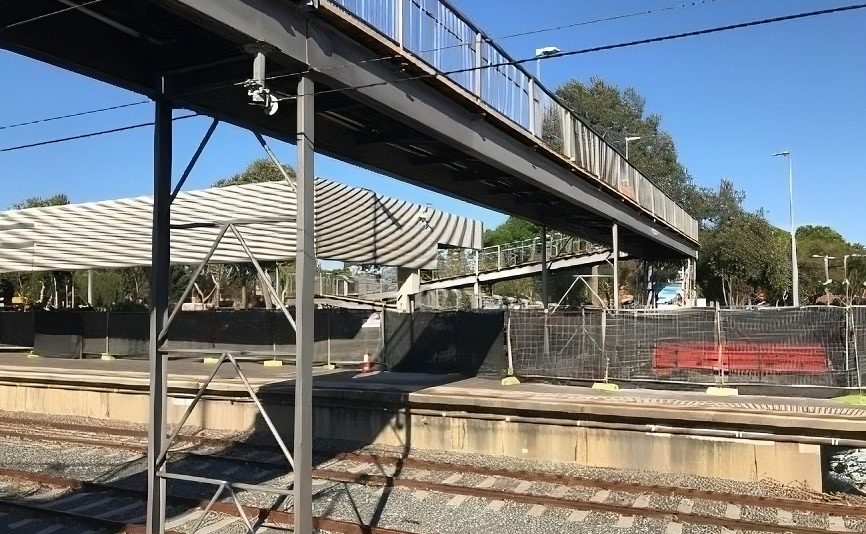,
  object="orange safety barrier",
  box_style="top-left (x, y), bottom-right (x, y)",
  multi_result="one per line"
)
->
top-left (652, 341), bottom-right (829, 374)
